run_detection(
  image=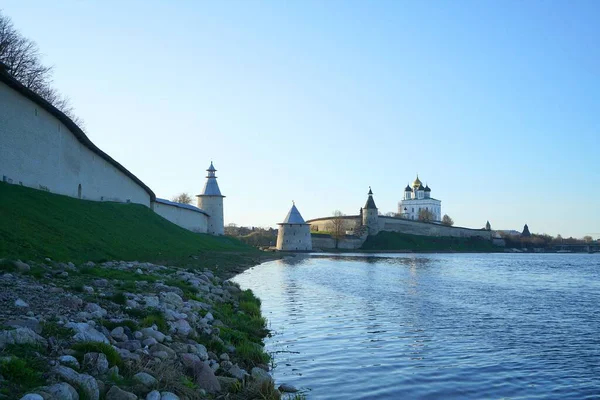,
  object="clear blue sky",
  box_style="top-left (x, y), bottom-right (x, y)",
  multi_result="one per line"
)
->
top-left (3, 1), bottom-right (599, 238)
